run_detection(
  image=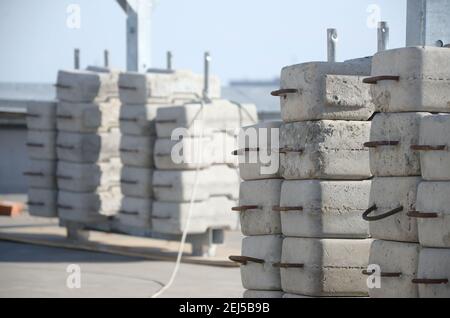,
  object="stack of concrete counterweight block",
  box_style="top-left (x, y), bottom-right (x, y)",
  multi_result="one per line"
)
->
top-left (153, 99), bottom-right (258, 236)
top-left (116, 69), bottom-right (221, 233)
top-left (233, 57), bottom-right (376, 298)
top-left (26, 100), bottom-right (58, 217)
top-left (363, 47), bottom-right (450, 298)
top-left (55, 69), bottom-right (122, 224)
